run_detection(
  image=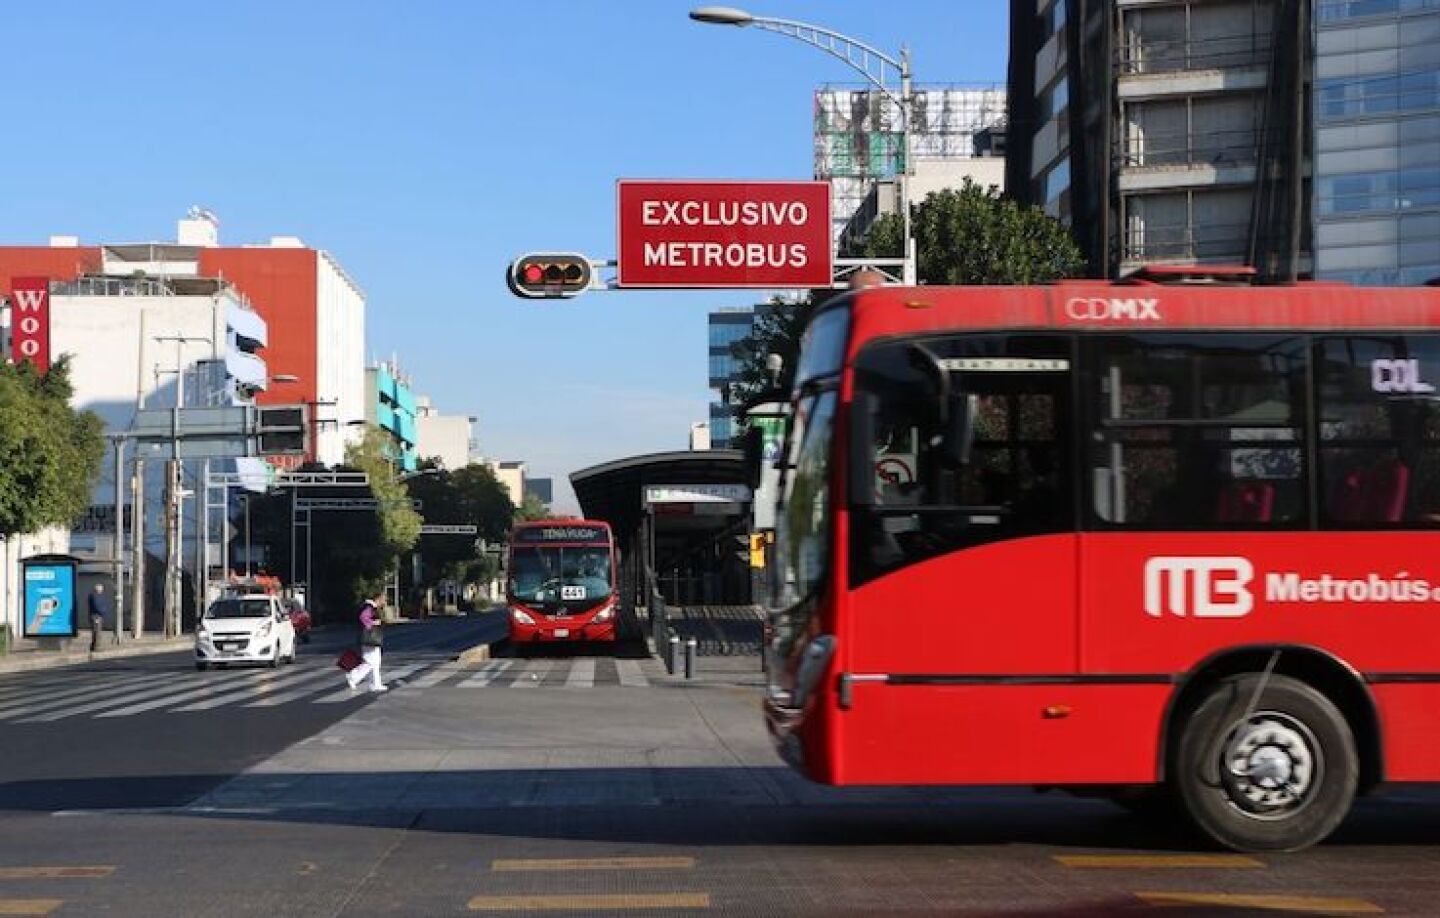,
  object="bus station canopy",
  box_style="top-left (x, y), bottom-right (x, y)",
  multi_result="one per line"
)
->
top-left (570, 449), bottom-right (747, 538)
